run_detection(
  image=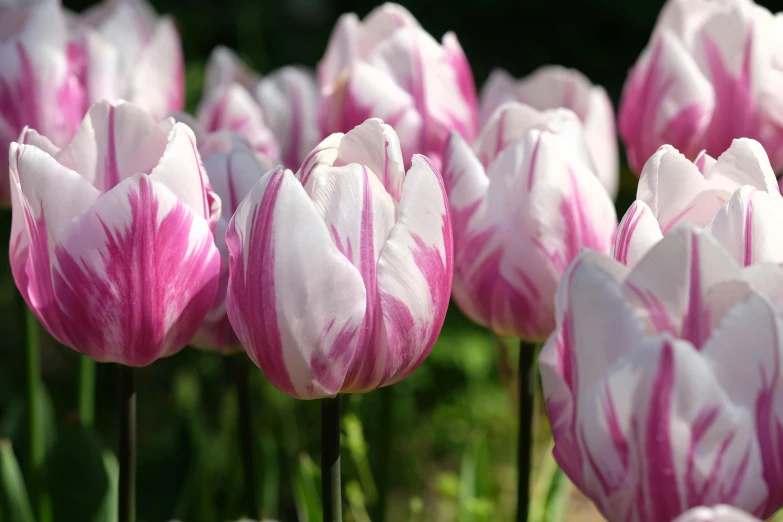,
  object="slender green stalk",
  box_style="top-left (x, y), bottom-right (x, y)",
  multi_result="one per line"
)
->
top-left (234, 355), bottom-right (259, 517)
top-left (374, 386), bottom-right (392, 522)
top-left (117, 365), bottom-right (136, 522)
top-left (321, 396), bottom-right (342, 522)
top-left (79, 356), bottom-right (96, 427)
top-left (22, 304), bottom-right (45, 520)
top-left (516, 341), bottom-right (536, 522)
